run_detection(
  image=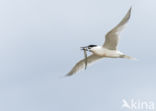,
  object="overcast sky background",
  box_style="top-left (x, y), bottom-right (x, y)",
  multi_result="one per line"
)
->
top-left (0, 0), bottom-right (156, 111)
